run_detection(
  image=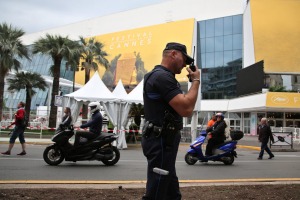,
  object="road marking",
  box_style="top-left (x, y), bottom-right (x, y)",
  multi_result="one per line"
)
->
top-left (1, 178), bottom-right (300, 185)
